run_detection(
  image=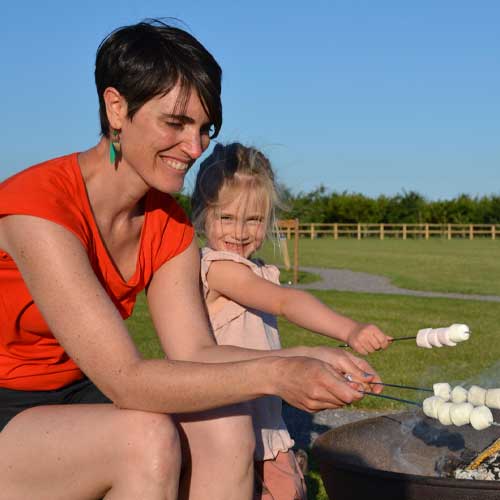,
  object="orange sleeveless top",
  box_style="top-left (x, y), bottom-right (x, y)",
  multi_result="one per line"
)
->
top-left (0, 153), bottom-right (193, 390)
